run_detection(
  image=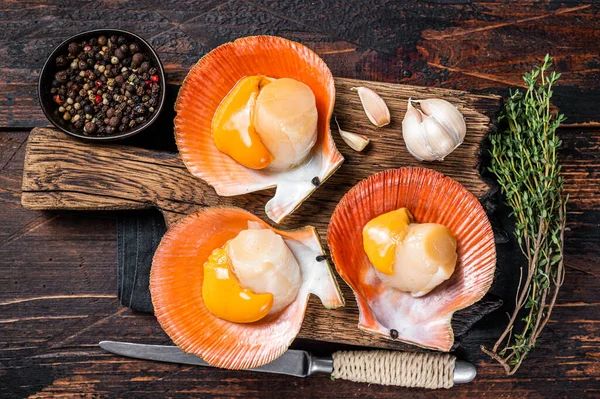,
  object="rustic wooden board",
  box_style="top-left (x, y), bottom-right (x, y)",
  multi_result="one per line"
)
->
top-left (21, 77), bottom-right (501, 350)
